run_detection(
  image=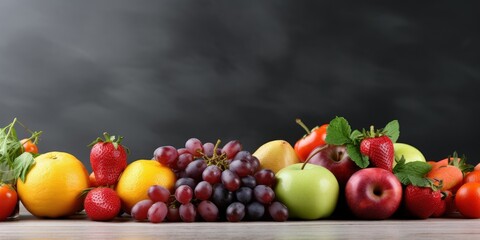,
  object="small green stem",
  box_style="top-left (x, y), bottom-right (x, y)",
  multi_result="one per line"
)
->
top-left (296, 119), bottom-right (311, 135)
top-left (301, 144), bottom-right (330, 170)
